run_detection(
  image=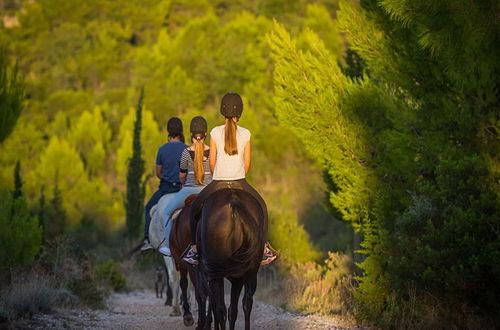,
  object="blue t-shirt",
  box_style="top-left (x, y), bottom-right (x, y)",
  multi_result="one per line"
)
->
top-left (155, 141), bottom-right (188, 183)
